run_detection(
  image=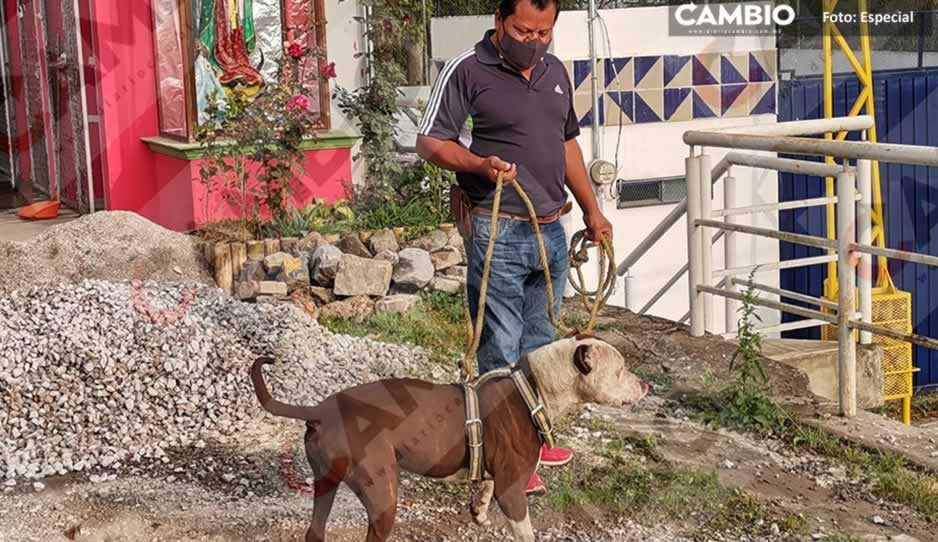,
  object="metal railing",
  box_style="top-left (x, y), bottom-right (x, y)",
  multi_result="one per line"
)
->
top-left (681, 118), bottom-right (938, 418)
top-left (617, 116), bottom-right (876, 318)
